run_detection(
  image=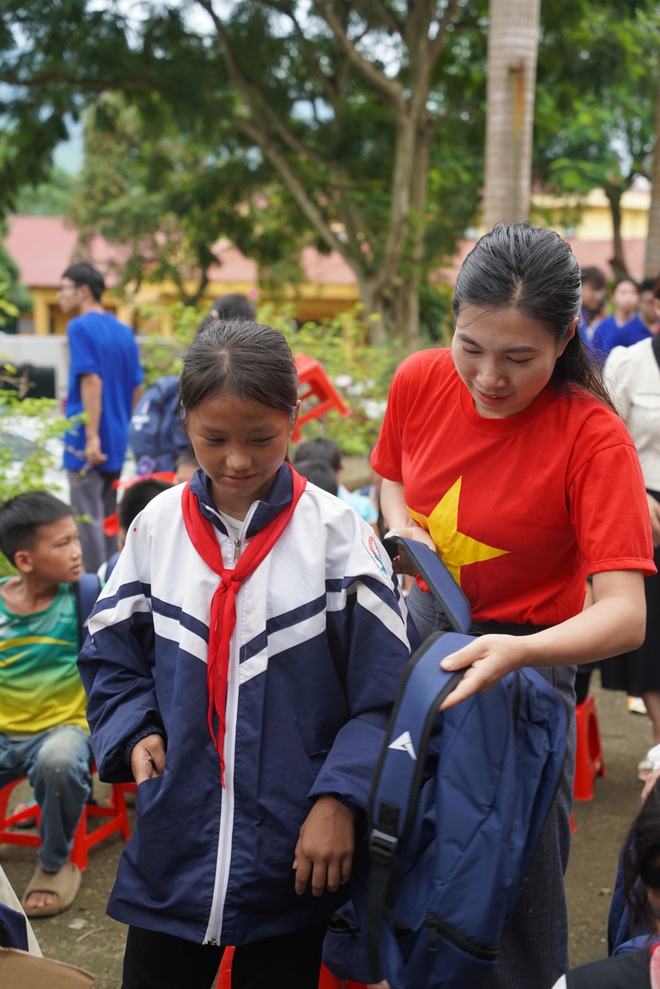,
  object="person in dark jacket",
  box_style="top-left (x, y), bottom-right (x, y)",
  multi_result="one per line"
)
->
top-left (552, 781), bottom-right (660, 988)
